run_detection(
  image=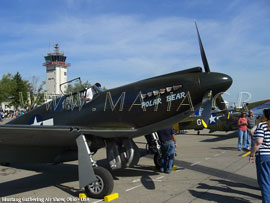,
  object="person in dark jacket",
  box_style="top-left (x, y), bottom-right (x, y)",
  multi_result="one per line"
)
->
top-left (157, 127), bottom-right (177, 173)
